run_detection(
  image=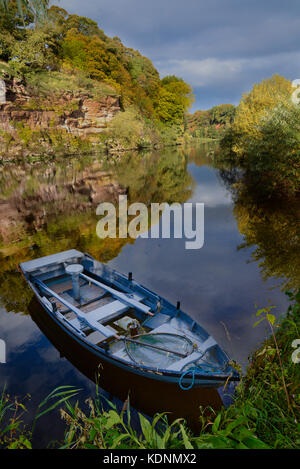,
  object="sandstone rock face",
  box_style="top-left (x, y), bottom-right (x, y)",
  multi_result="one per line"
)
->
top-left (64, 96), bottom-right (120, 136)
top-left (0, 78), bottom-right (121, 137)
